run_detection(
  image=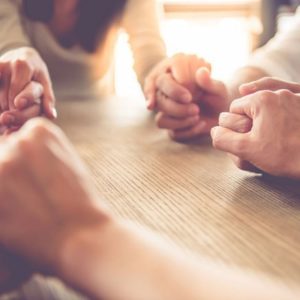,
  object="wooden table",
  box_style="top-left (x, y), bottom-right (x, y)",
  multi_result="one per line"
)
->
top-left (2, 96), bottom-right (300, 298)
